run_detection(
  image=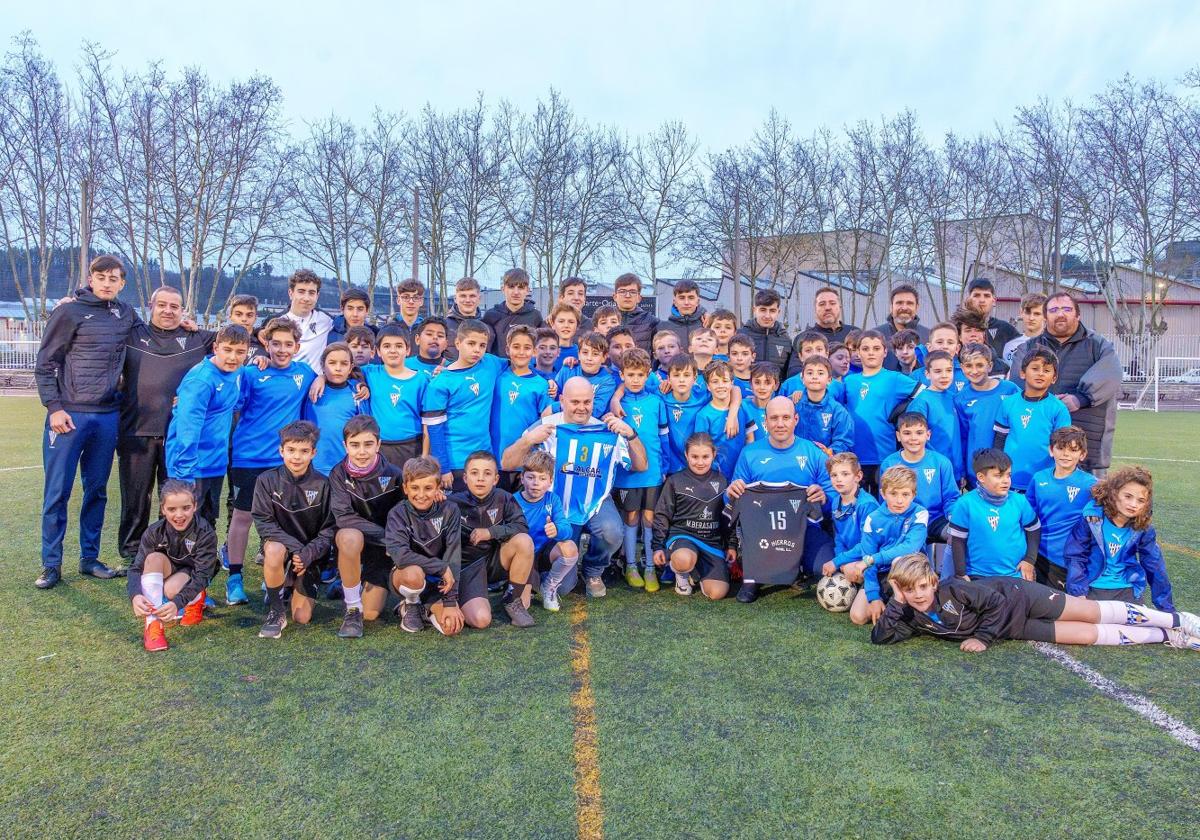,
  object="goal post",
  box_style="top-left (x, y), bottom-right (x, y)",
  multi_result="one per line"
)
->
top-left (1146, 356), bottom-right (1200, 412)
